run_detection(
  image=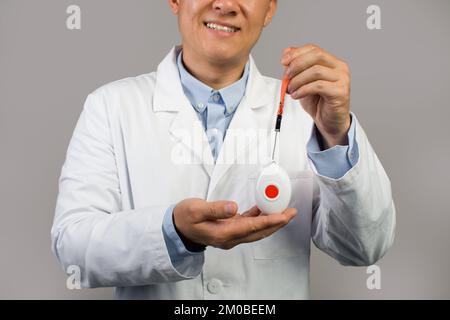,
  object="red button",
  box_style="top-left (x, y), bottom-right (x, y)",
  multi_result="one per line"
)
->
top-left (265, 184), bottom-right (279, 199)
